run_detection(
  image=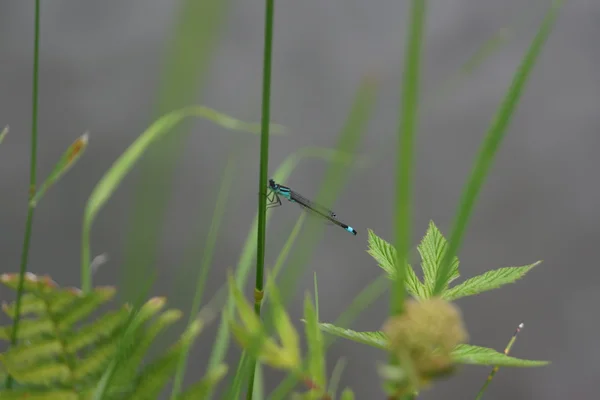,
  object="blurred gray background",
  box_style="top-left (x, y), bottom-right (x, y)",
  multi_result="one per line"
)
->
top-left (1, 0), bottom-right (598, 399)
